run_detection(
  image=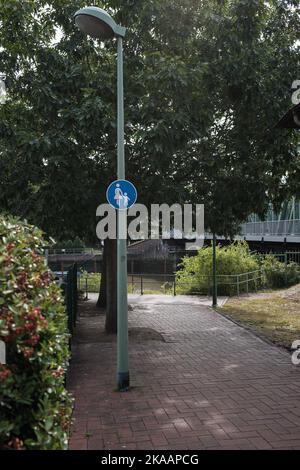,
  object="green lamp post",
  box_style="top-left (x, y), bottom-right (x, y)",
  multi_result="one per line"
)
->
top-left (74, 7), bottom-right (129, 391)
top-left (0, 75), bottom-right (6, 105)
top-left (212, 233), bottom-right (217, 307)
